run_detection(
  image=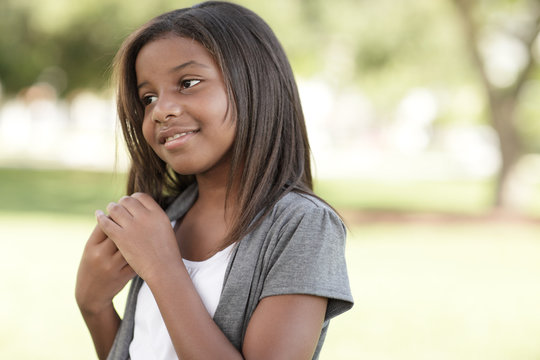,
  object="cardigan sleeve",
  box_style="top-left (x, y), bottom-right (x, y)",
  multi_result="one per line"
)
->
top-left (259, 203), bottom-right (354, 320)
